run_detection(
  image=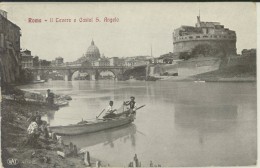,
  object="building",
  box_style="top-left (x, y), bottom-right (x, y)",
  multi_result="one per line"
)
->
top-left (93, 58), bottom-right (110, 66)
top-left (158, 52), bottom-right (180, 64)
top-left (21, 49), bottom-right (33, 68)
top-left (109, 57), bottom-right (125, 66)
top-left (33, 56), bottom-right (39, 67)
top-left (241, 49), bottom-right (256, 57)
top-left (0, 10), bottom-right (22, 84)
top-left (173, 16), bottom-right (237, 56)
top-left (54, 57), bottom-right (64, 66)
top-left (125, 59), bottom-right (136, 67)
top-left (86, 40), bottom-right (101, 62)
top-left (124, 55), bottom-right (151, 67)
top-left (40, 59), bottom-right (51, 67)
